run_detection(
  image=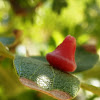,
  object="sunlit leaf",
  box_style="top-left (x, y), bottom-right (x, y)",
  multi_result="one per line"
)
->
top-left (14, 56), bottom-right (80, 100)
